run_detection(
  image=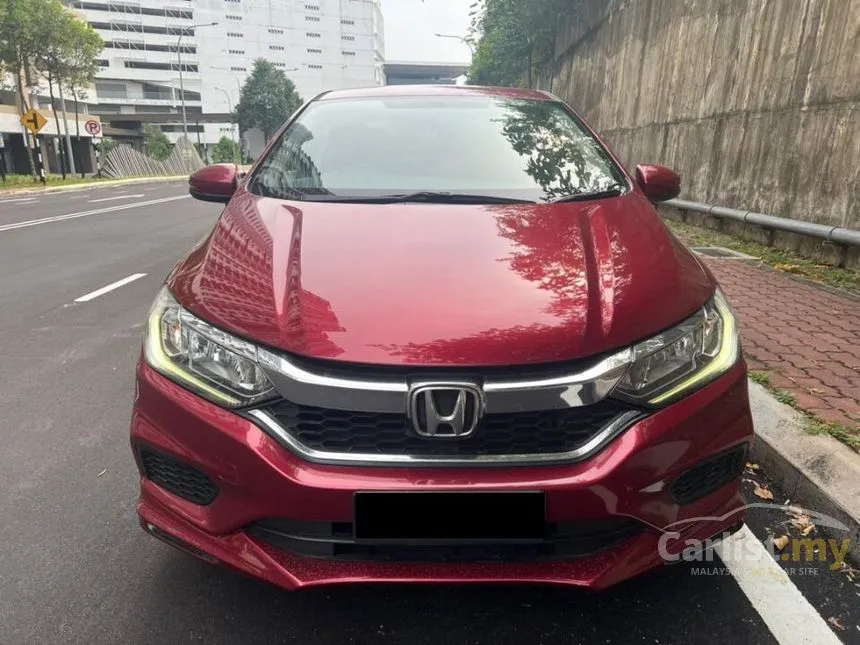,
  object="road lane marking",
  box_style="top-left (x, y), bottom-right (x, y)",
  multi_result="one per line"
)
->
top-left (88, 193), bottom-right (145, 203)
top-left (0, 195), bottom-right (189, 233)
top-left (74, 273), bottom-right (148, 303)
top-left (717, 525), bottom-right (841, 645)
top-left (0, 198), bottom-right (37, 204)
